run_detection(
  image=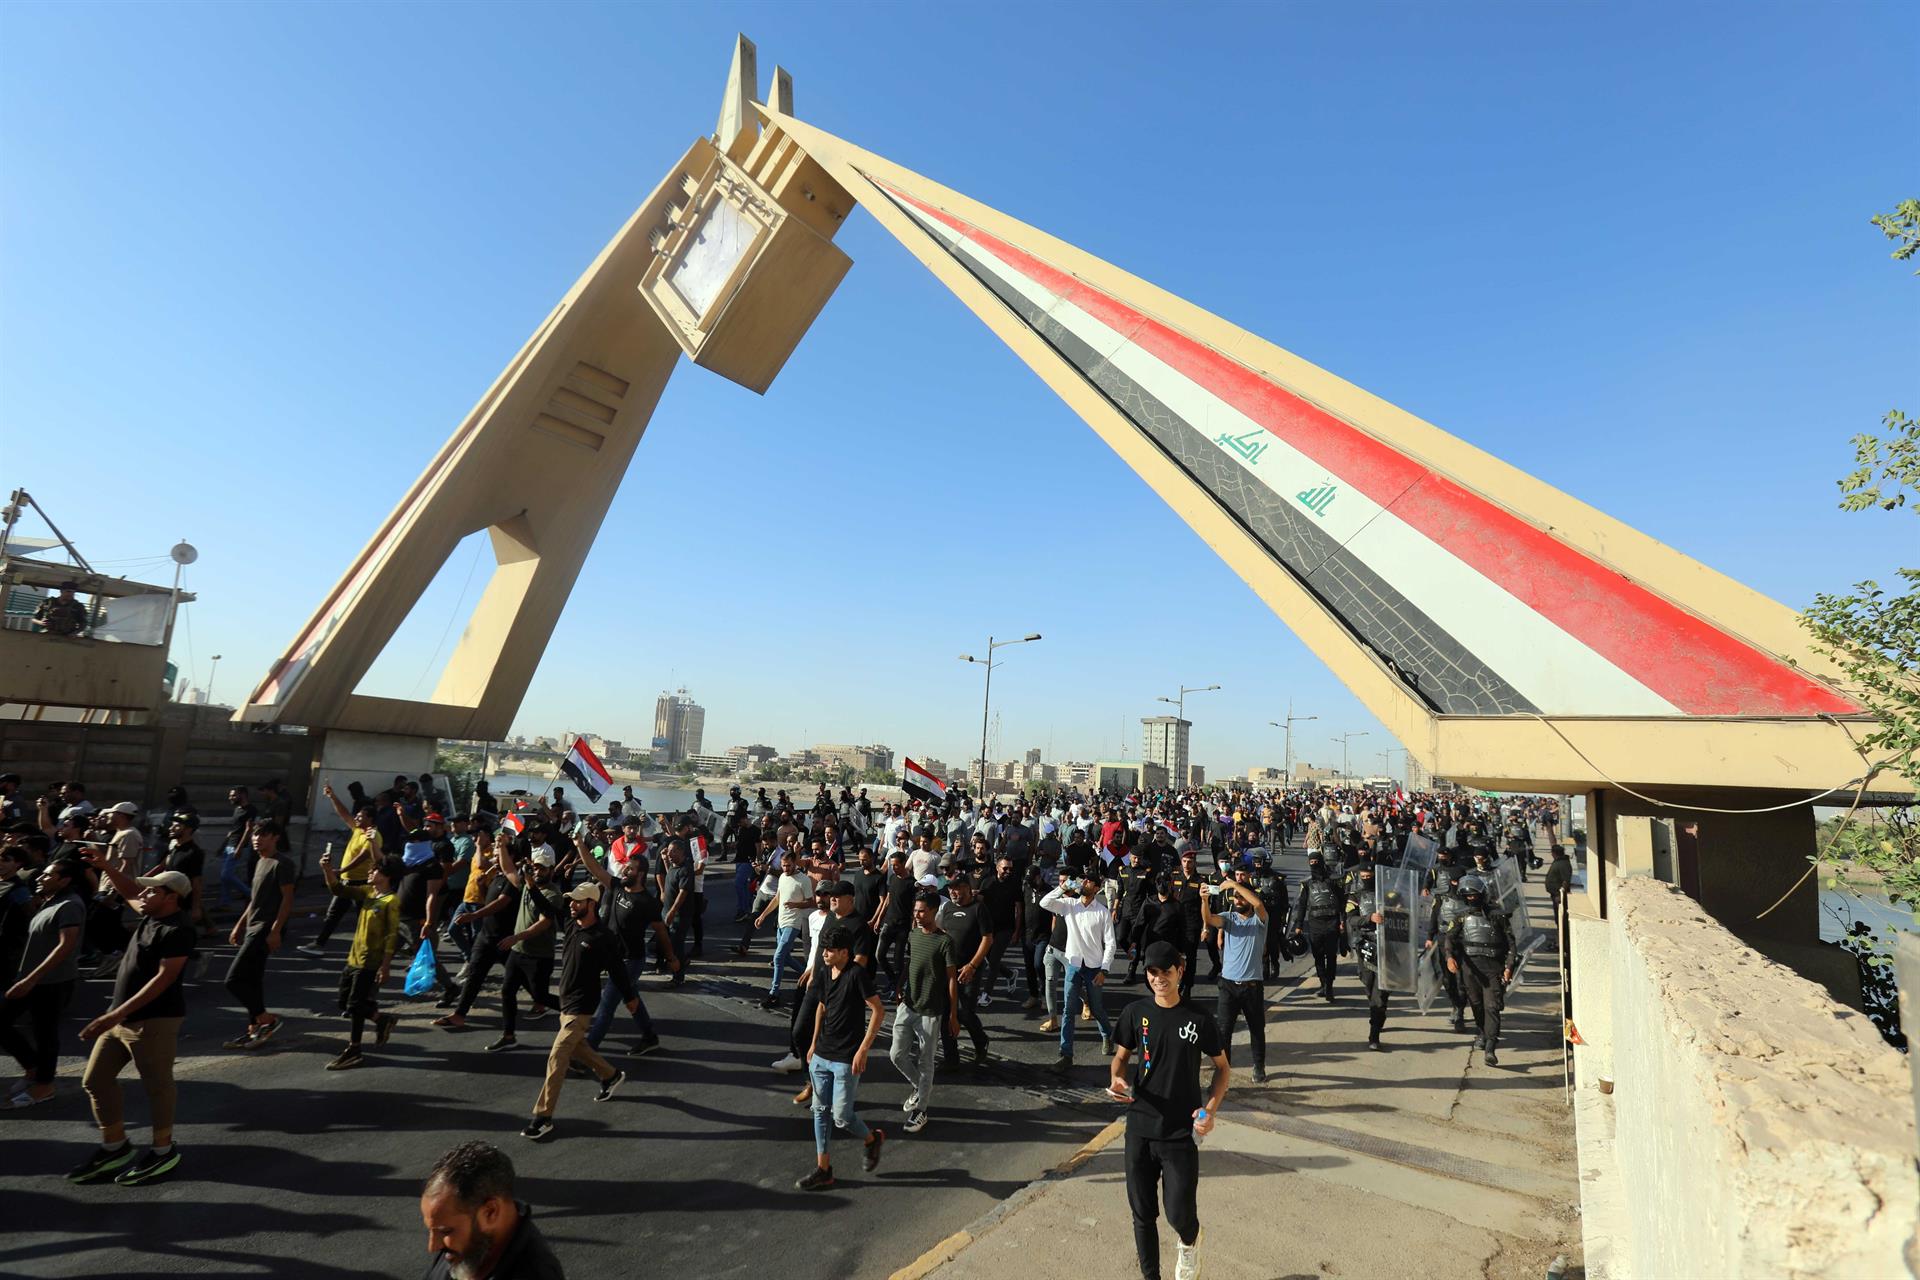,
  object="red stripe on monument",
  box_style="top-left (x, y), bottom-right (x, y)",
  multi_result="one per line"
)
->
top-left (882, 186), bottom-right (1856, 717)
